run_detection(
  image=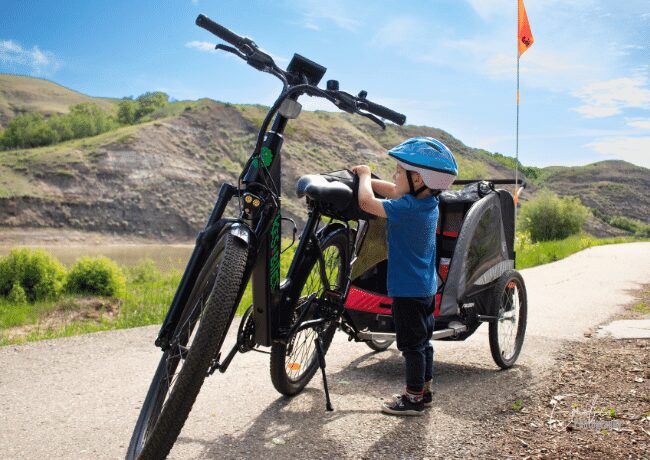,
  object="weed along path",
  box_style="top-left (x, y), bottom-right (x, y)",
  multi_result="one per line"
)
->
top-left (1, 242), bottom-right (648, 459)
